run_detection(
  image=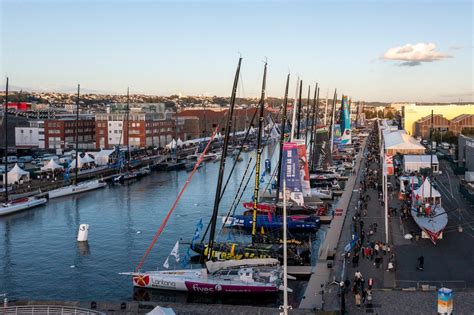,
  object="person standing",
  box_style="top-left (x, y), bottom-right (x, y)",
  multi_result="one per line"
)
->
top-left (355, 291), bottom-right (361, 308)
top-left (417, 255), bottom-right (424, 270)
